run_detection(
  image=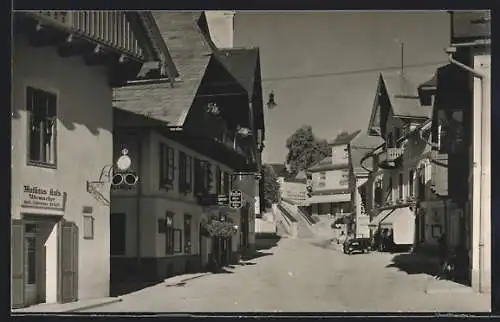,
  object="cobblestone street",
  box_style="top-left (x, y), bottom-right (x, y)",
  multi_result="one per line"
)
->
top-left (84, 237), bottom-right (490, 313)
